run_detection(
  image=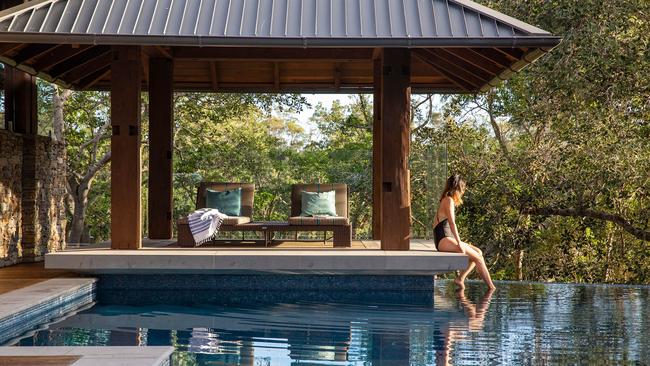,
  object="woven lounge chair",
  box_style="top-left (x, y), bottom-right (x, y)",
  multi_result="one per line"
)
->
top-left (287, 183), bottom-right (352, 247)
top-left (177, 182), bottom-right (255, 247)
